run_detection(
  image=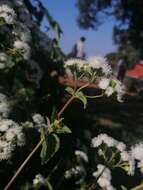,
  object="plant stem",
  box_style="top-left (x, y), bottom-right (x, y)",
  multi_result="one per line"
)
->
top-left (85, 94), bottom-right (103, 99)
top-left (76, 82), bottom-right (90, 92)
top-left (57, 96), bottom-right (75, 118)
top-left (4, 138), bottom-right (43, 190)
